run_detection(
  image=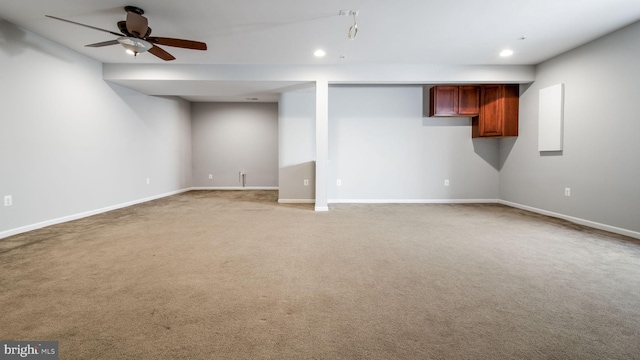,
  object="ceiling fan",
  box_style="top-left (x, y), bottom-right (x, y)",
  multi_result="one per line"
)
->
top-left (45, 6), bottom-right (207, 61)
